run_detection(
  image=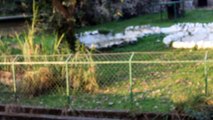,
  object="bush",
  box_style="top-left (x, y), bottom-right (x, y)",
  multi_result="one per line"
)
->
top-left (70, 63), bottom-right (98, 93)
top-left (70, 43), bottom-right (99, 93)
top-left (18, 67), bottom-right (55, 96)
